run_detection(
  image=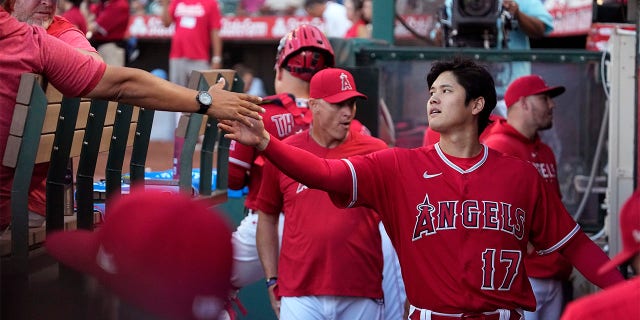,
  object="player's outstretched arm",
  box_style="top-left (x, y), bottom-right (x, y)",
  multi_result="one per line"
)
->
top-left (89, 66), bottom-right (264, 127)
top-left (220, 120), bottom-right (353, 196)
top-left (560, 231), bottom-right (624, 288)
